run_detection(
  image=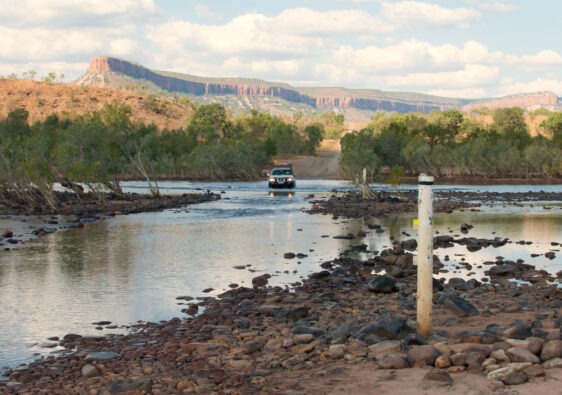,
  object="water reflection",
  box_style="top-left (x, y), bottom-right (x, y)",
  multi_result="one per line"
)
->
top-left (269, 191), bottom-right (295, 198)
top-left (0, 182), bottom-right (560, 370)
